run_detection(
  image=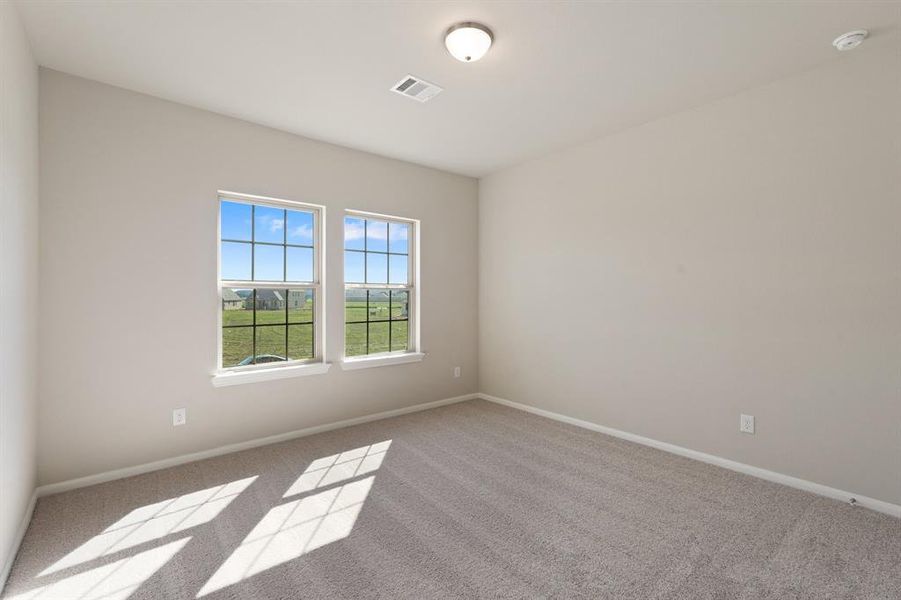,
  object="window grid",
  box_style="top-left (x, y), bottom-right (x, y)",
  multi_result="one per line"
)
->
top-left (220, 205), bottom-right (316, 283)
top-left (345, 290), bottom-right (409, 355)
top-left (220, 196), bottom-right (320, 370)
top-left (221, 289), bottom-right (315, 365)
top-left (344, 215), bottom-right (414, 358)
top-left (343, 220), bottom-right (408, 285)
